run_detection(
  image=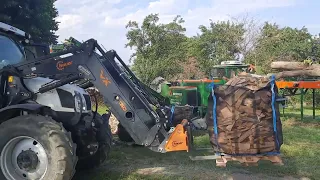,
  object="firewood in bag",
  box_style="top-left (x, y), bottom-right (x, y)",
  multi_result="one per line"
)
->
top-left (205, 75), bottom-right (283, 155)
